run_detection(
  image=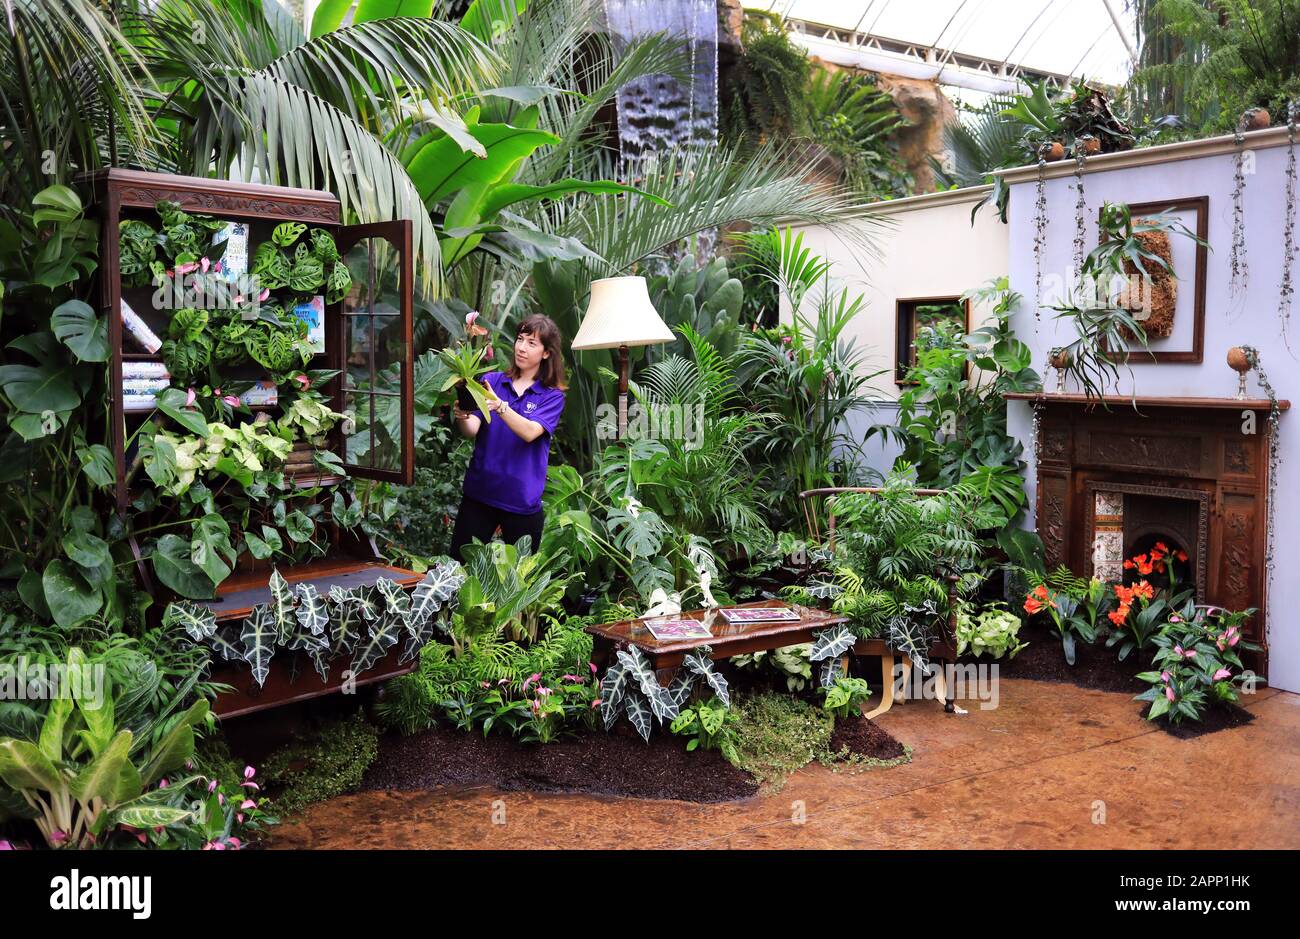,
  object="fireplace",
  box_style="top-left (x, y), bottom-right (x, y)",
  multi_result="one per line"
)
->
top-left (1007, 393), bottom-right (1291, 677)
